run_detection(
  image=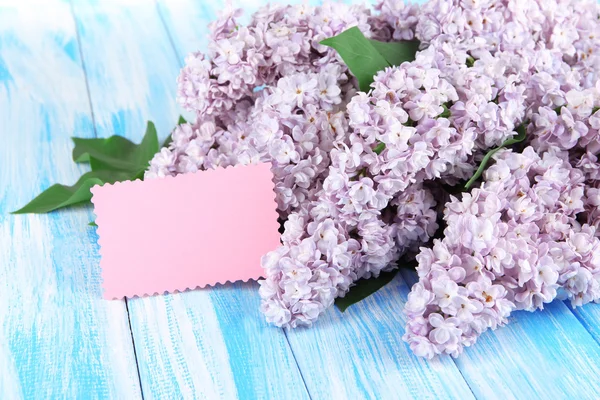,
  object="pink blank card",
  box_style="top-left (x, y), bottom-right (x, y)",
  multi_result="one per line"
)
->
top-left (91, 163), bottom-right (280, 299)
